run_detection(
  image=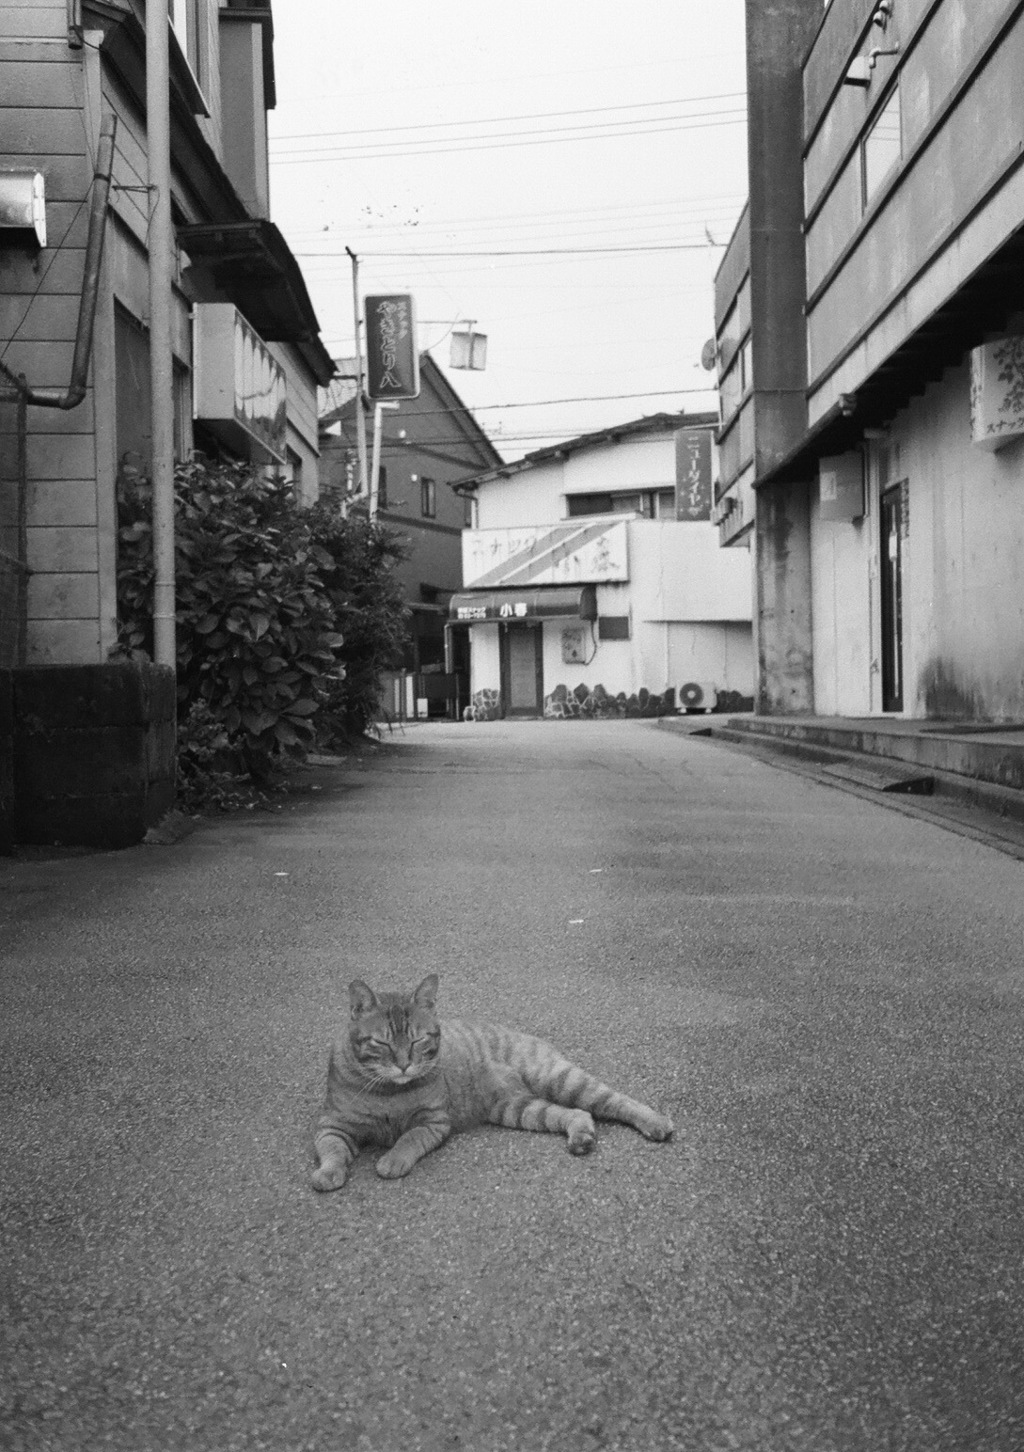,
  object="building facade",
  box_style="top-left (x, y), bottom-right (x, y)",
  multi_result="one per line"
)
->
top-left (320, 351), bottom-right (503, 718)
top-left (0, 0), bottom-right (333, 846)
top-left (717, 0), bottom-right (1024, 722)
top-left (0, 0), bottom-right (333, 670)
top-left (452, 414), bottom-right (754, 721)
